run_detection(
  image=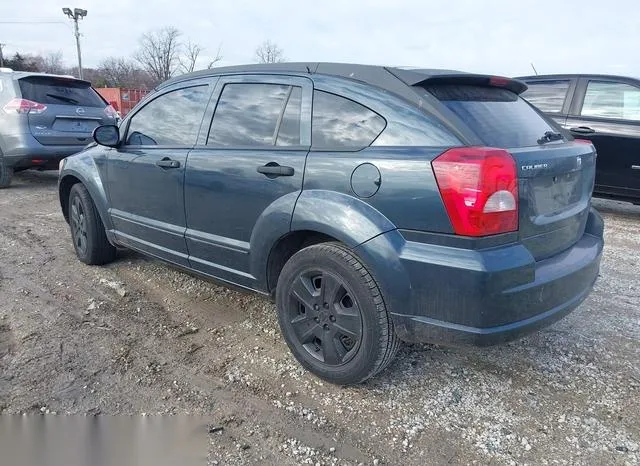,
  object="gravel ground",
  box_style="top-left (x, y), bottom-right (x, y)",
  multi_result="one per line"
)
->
top-left (0, 170), bottom-right (639, 465)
